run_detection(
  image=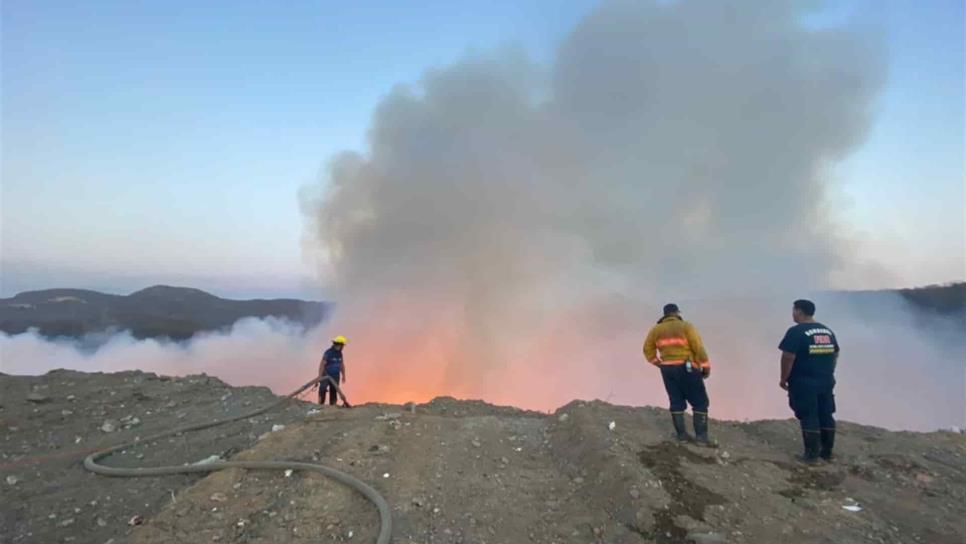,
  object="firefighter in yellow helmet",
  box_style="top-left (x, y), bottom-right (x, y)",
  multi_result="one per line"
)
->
top-left (318, 335), bottom-right (348, 406)
top-left (643, 304), bottom-right (714, 445)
